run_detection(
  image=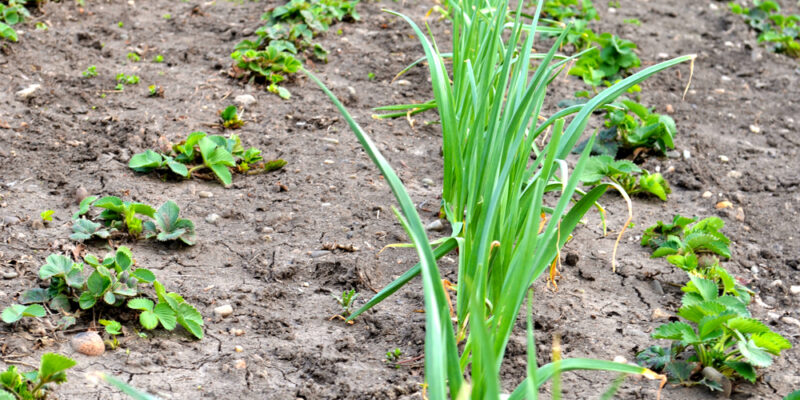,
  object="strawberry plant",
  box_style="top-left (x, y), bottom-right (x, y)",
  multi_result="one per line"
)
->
top-left (569, 33), bottom-right (641, 87)
top-left (0, 0), bottom-right (31, 42)
top-left (230, 0), bottom-right (359, 98)
top-left (0, 353), bottom-right (76, 400)
top-left (82, 65), bottom-right (98, 78)
top-left (1, 249), bottom-right (204, 339)
top-left (578, 99), bottom-right (676, 157)
top-left (641, 215), bottom-right (731, 259)
top-left (129, 131), bottom-right (286, 186)
top-left (581, 155), bottom-right (671, 200)
top-left (220, 105), bottom-right (244, 129)
top-left (666, 253), bottom-right (752, 305)
top-left (730, 1), bottom-right (800, 58)
top-left (638, 276), bottom-right (791, 390)
top-left (71, 196), bottom-right (196, 244)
